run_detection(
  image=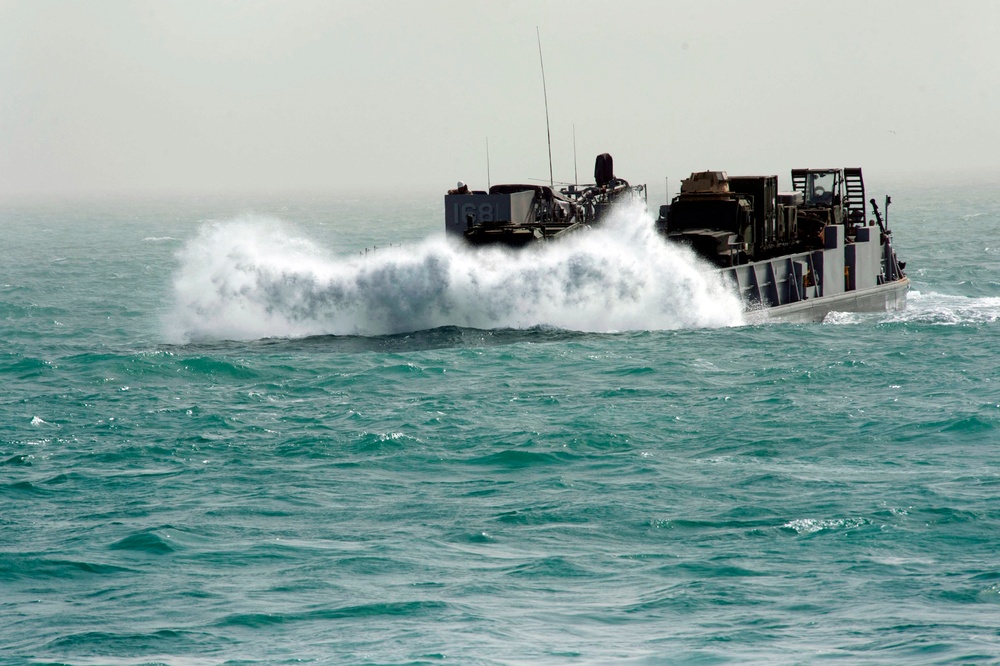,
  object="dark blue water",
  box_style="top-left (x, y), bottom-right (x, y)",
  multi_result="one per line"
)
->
top-left (2, 184), bottom-right (999, 664)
